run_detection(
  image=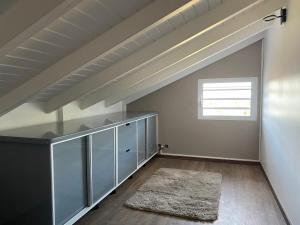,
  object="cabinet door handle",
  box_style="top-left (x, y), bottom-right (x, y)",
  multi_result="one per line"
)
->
top-left (125, 123), bottom-right (130, 126)
top-left (125, 149), bottom-right (131, 152)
